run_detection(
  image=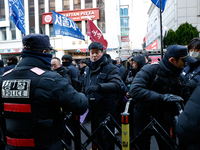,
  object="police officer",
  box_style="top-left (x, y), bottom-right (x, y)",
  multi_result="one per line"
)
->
top-left (181, 38), bottom-right (200, 94)
top-left (129, 45), bottom-right (195, 150)
top-left (82, 42), bottom-right (121, 150)
top-left (0, 34), bottom-right (88, 150)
